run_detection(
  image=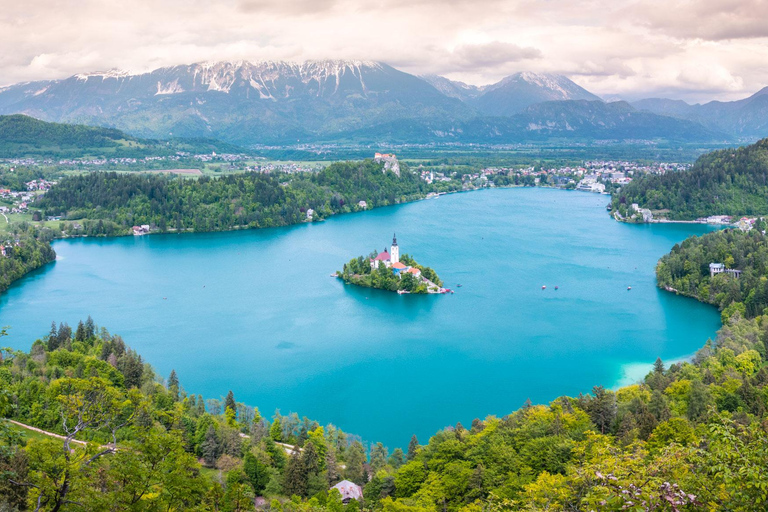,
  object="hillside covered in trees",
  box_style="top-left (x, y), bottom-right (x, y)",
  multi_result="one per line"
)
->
top-left (0, 115), bottom-right (243, 158)
top-left (611, 138), bottom-right (768, 220)
top-left (35, 160), bottom-right (451, 234)
top-left (2, 309), bottom-right (768, 511)
top-left (0, 227), bottom-right (56, 293)
top-left (656, 228), bottom-right (768, 319)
